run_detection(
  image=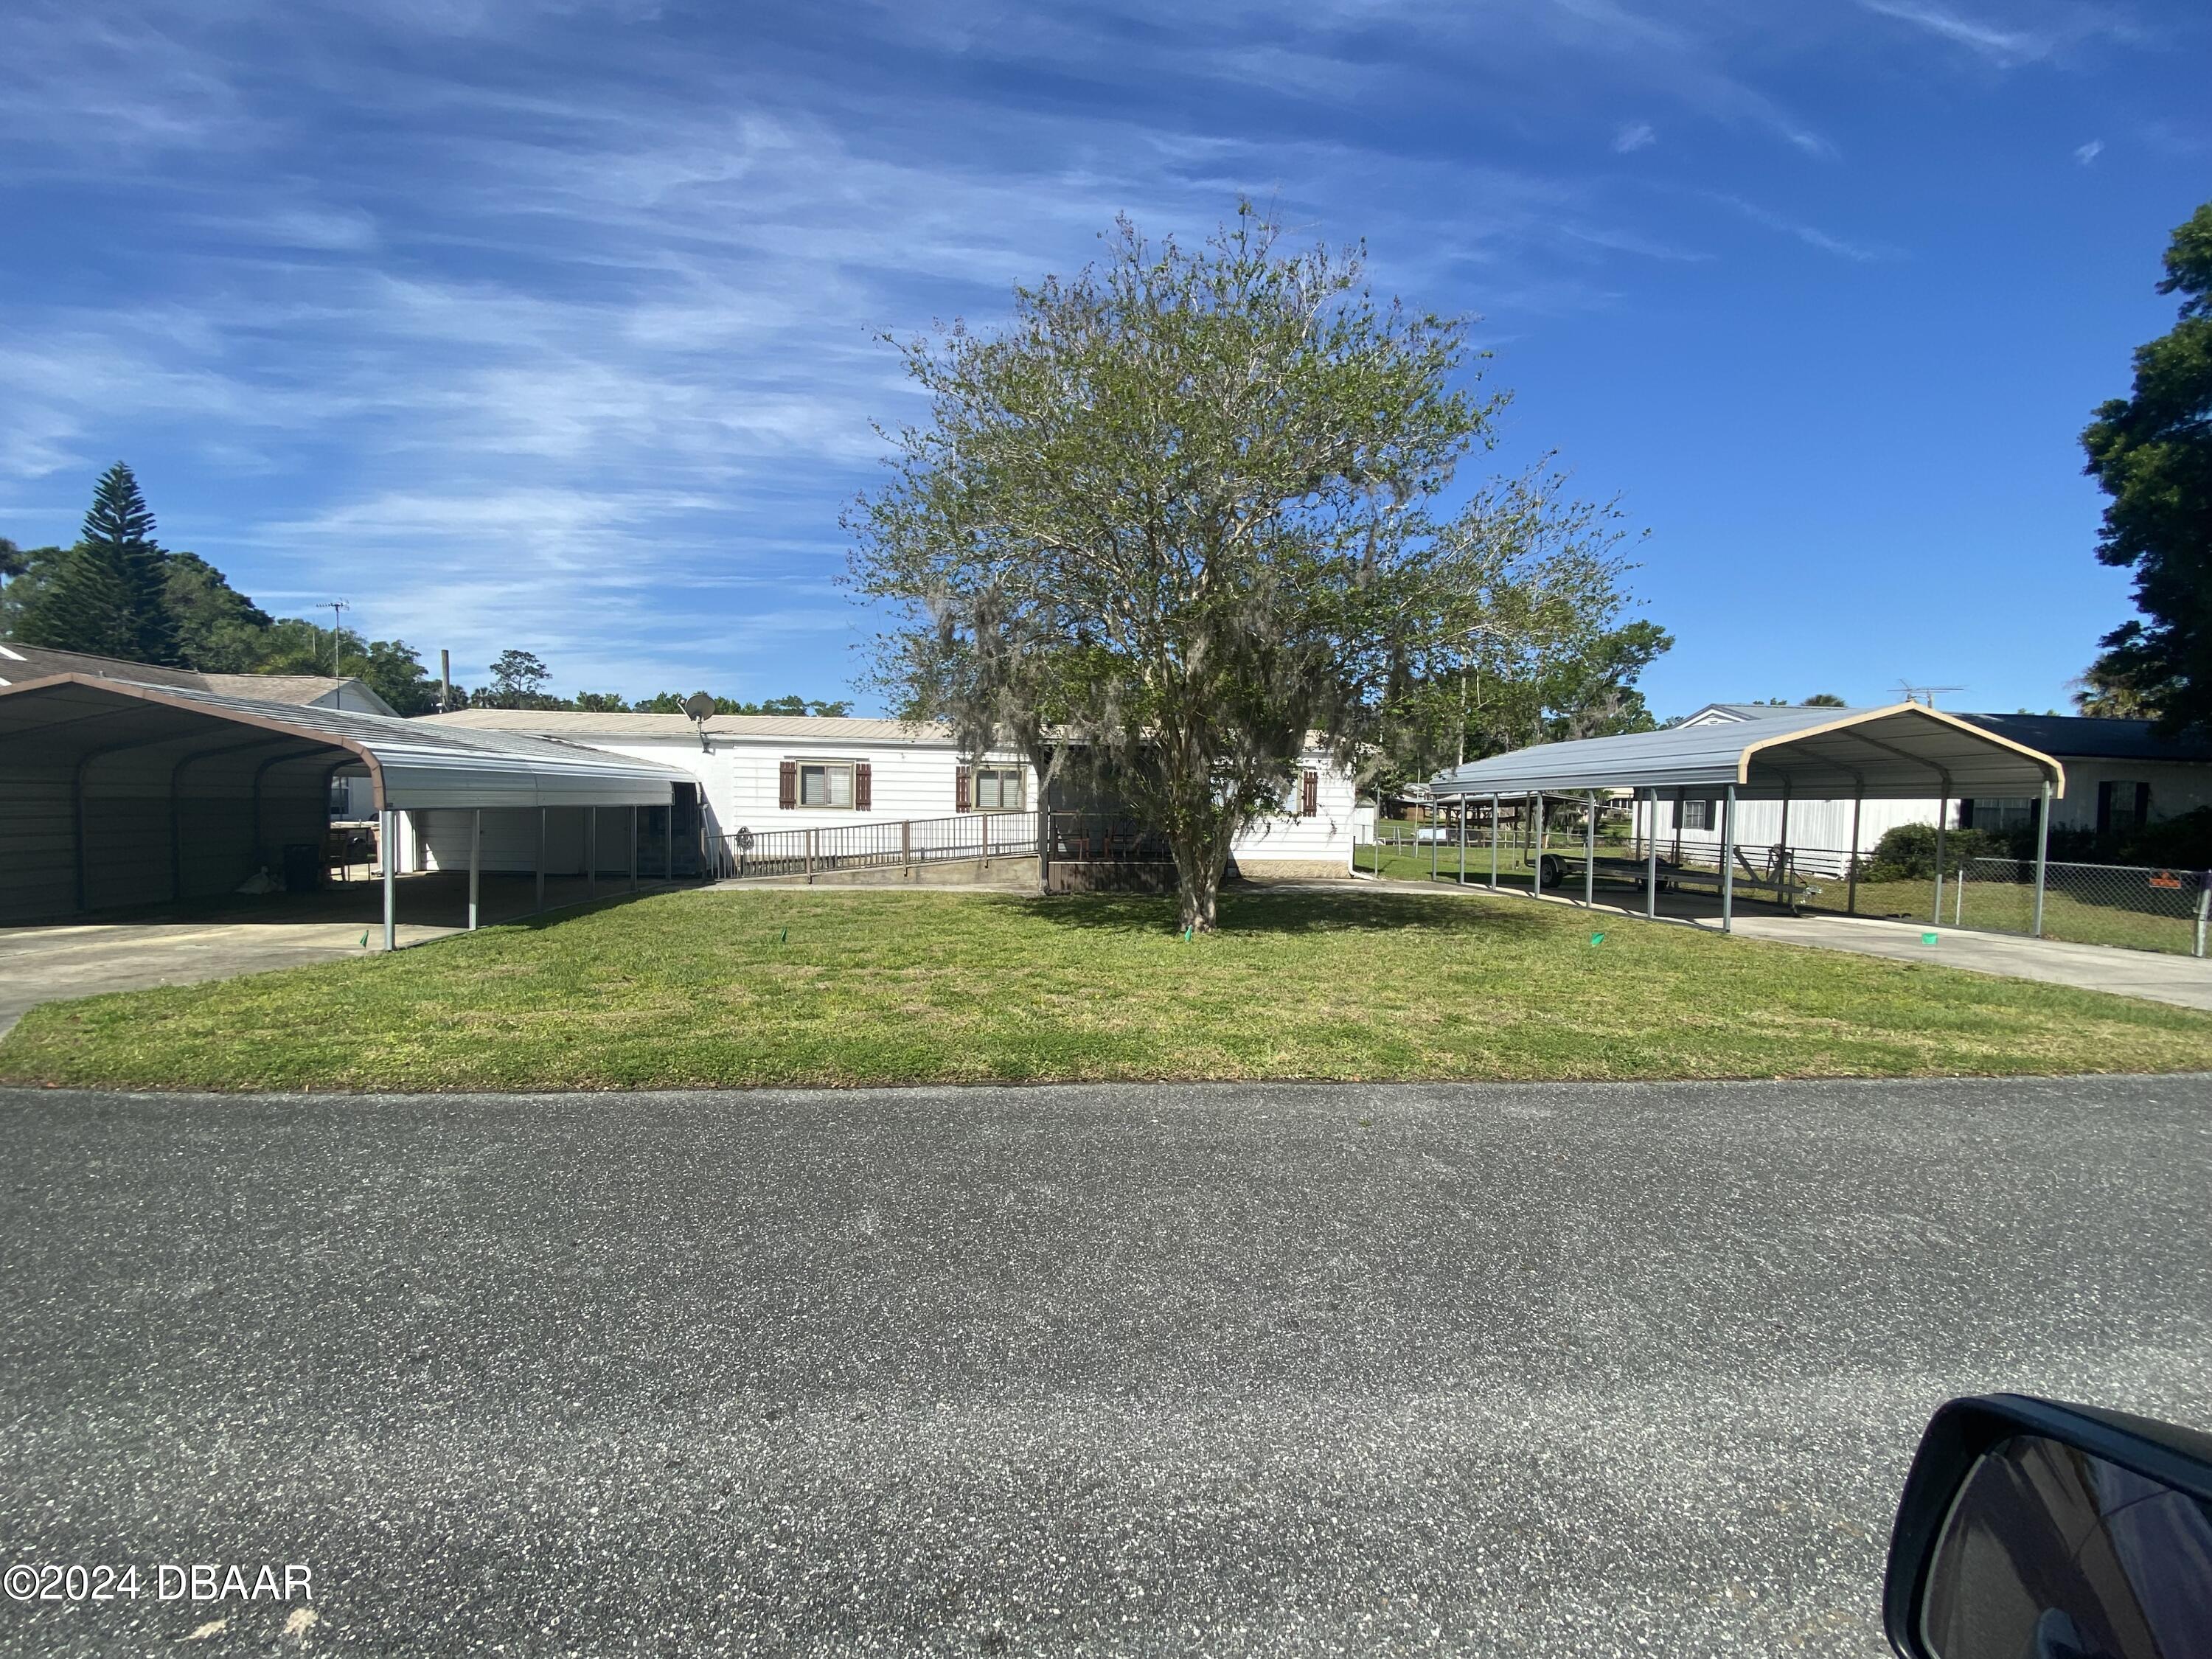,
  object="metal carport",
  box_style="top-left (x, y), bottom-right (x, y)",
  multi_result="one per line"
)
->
top-left (0, 674), bottom-right (685, 947)
top-left (1427, 703), bottom-right (2067, 933)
